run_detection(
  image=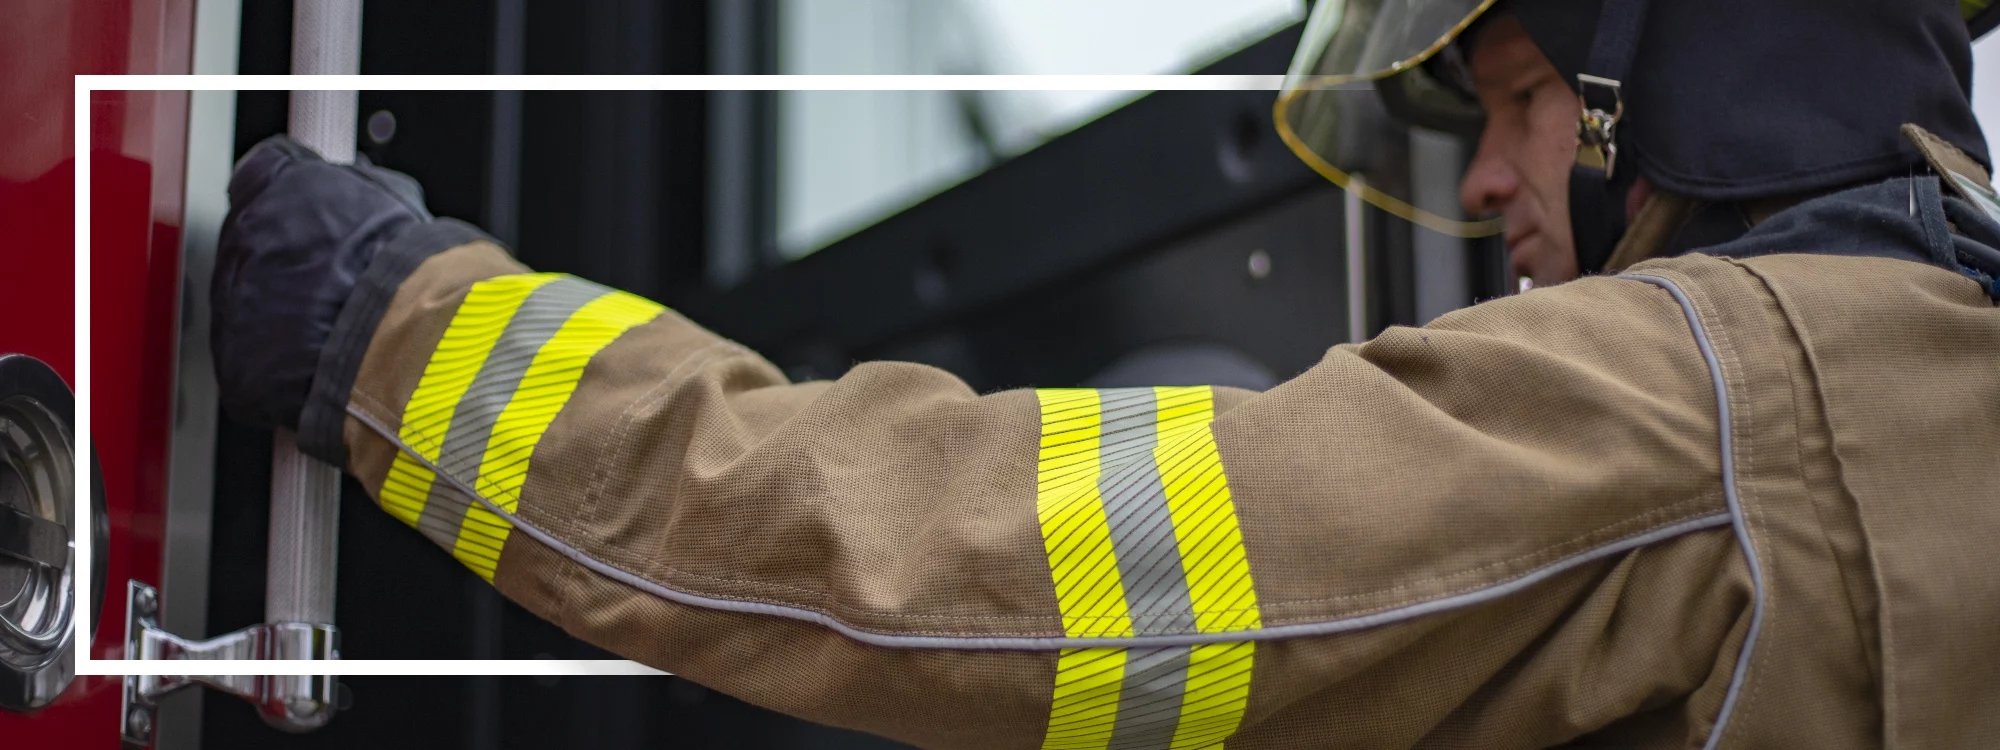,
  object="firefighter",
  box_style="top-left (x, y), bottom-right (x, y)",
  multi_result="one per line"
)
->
top-left (211, 0), bottom-right (2000, 747)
